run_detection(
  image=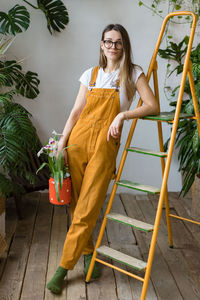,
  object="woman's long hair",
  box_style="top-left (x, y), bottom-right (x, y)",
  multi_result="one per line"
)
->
top-left (99, 24), bottom-right (136, 101)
